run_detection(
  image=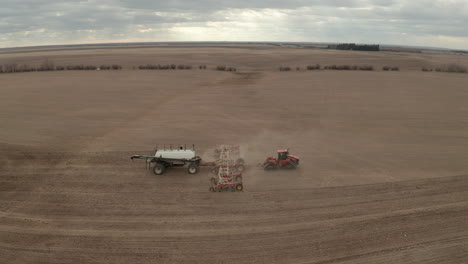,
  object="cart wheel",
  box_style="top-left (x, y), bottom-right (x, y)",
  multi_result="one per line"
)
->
top-left (236, 164), bottom-right (245, 172)
top-left (235, 175), bottom-right (243, 182)
top-left (209, 187), bottom-right (215, 192)
top-left (235, 183), bottom-right (243, 191)
top-left (153, 164), bottom-right (165, 175)
top-left (188, 164), bottom-right (199, 174)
